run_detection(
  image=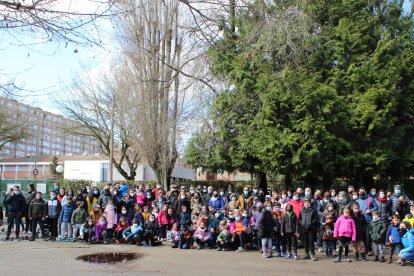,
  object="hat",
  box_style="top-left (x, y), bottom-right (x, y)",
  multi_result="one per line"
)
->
top-left (395, 184), bottom-right (401, 190)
